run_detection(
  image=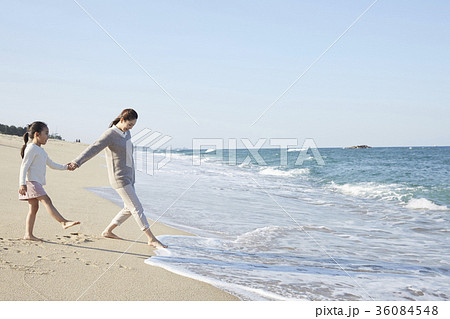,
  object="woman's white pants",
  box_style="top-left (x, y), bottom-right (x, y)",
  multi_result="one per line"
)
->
top-left (111, 184), bottom-right (150, 231)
